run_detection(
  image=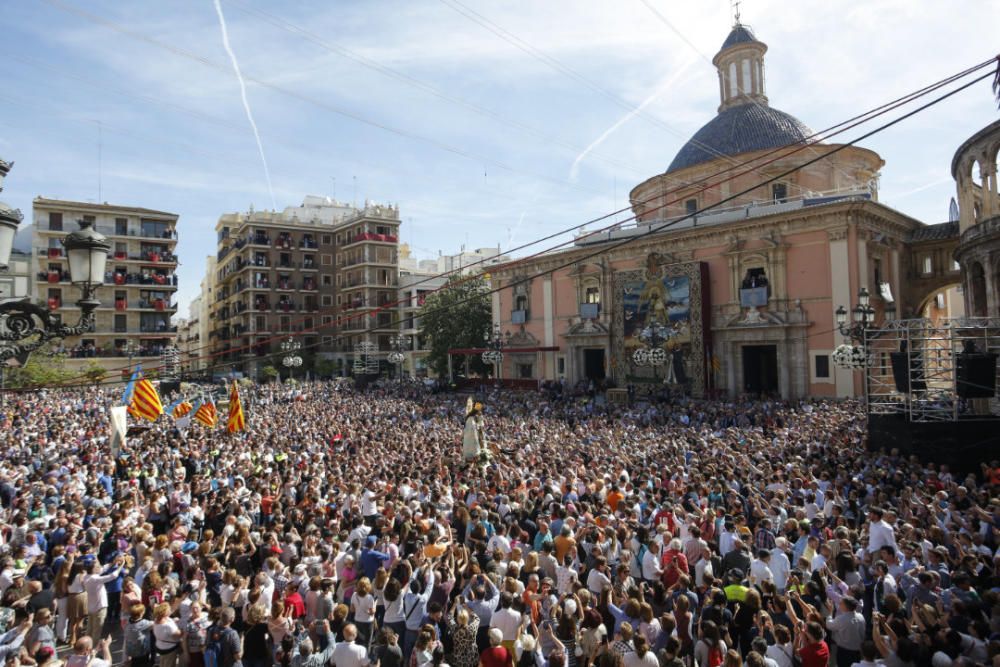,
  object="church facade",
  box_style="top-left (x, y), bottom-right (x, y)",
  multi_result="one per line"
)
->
top-left (486, 23), bottom-right (964, 399)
